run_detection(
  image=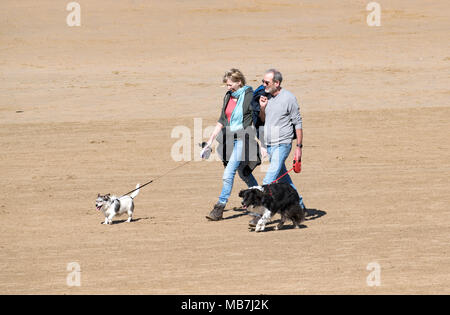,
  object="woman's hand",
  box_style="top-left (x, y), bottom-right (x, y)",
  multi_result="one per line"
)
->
top-left (200, 141), bottom-right (213, 160)
top-left (201, 122), bottom-right (223, 160)
top-left (200, 144), bottom-right (212, 160)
